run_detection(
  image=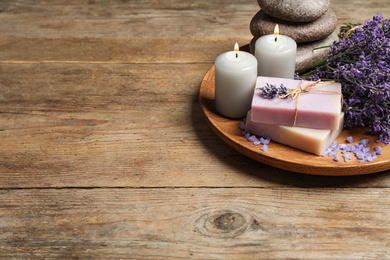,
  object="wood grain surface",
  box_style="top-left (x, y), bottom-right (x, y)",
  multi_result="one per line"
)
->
top-left (1, 0), bottom-right (390, 258)
top-left (1, 188), bottom-right (390, 259)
